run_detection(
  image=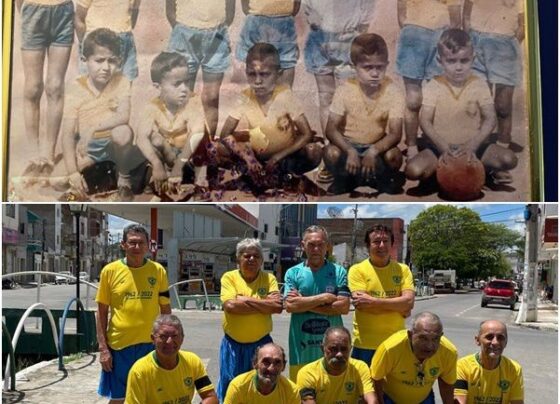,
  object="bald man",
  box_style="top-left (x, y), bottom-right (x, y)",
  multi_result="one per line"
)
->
top-left (454, 320), bottom-right (524, 404)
